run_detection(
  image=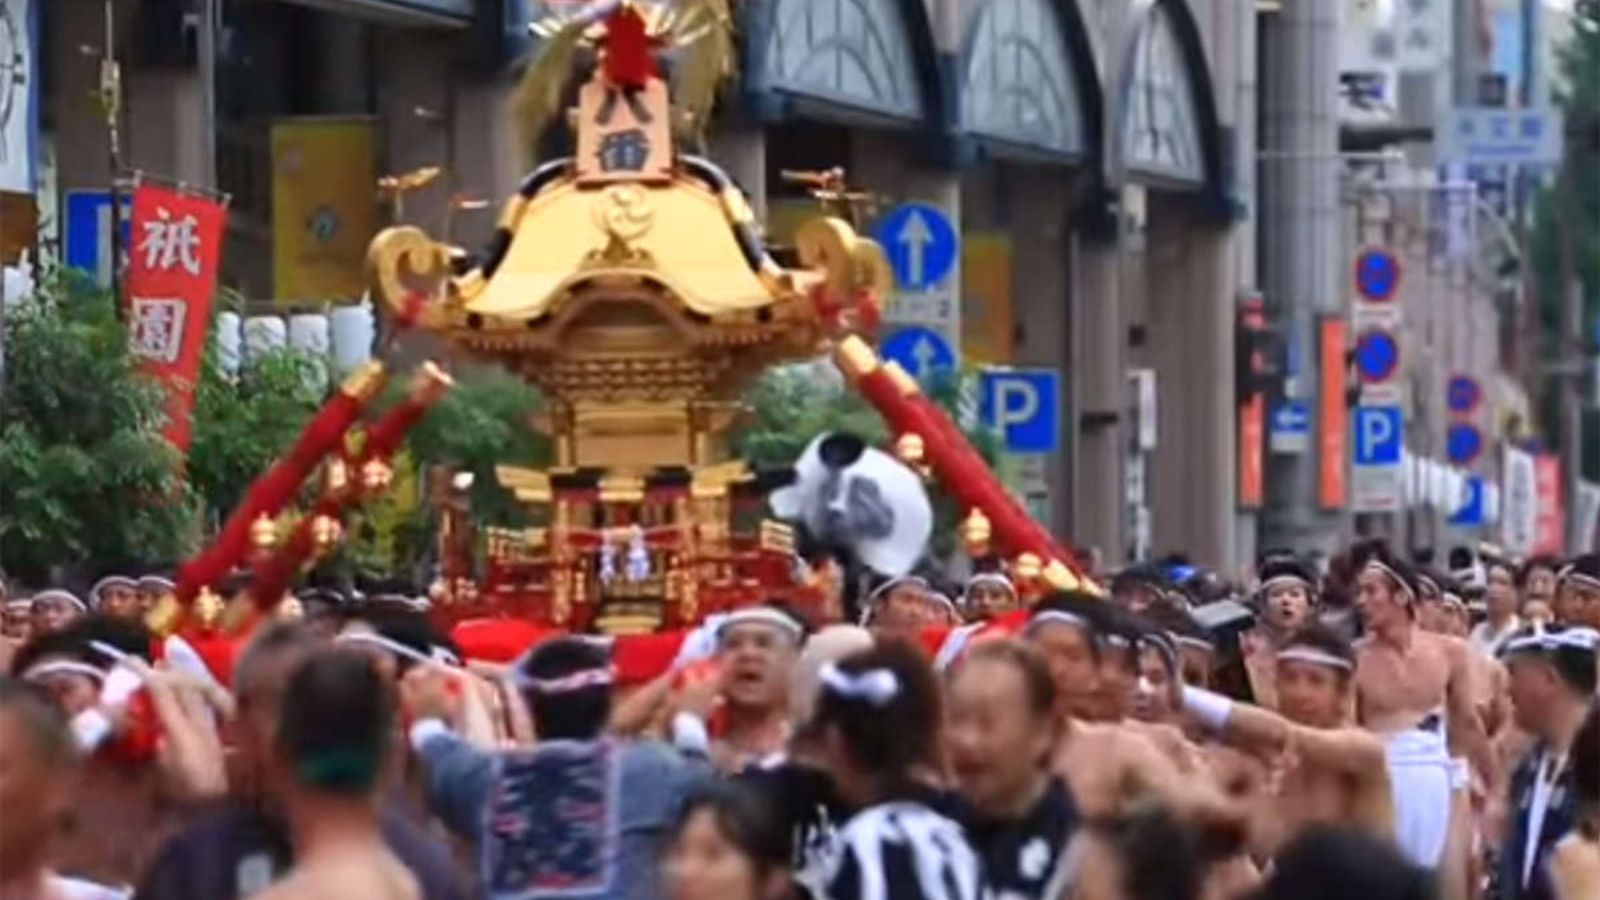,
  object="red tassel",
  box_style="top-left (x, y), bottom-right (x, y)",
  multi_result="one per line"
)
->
top-left (601, 6), bottom-right (658, 91)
